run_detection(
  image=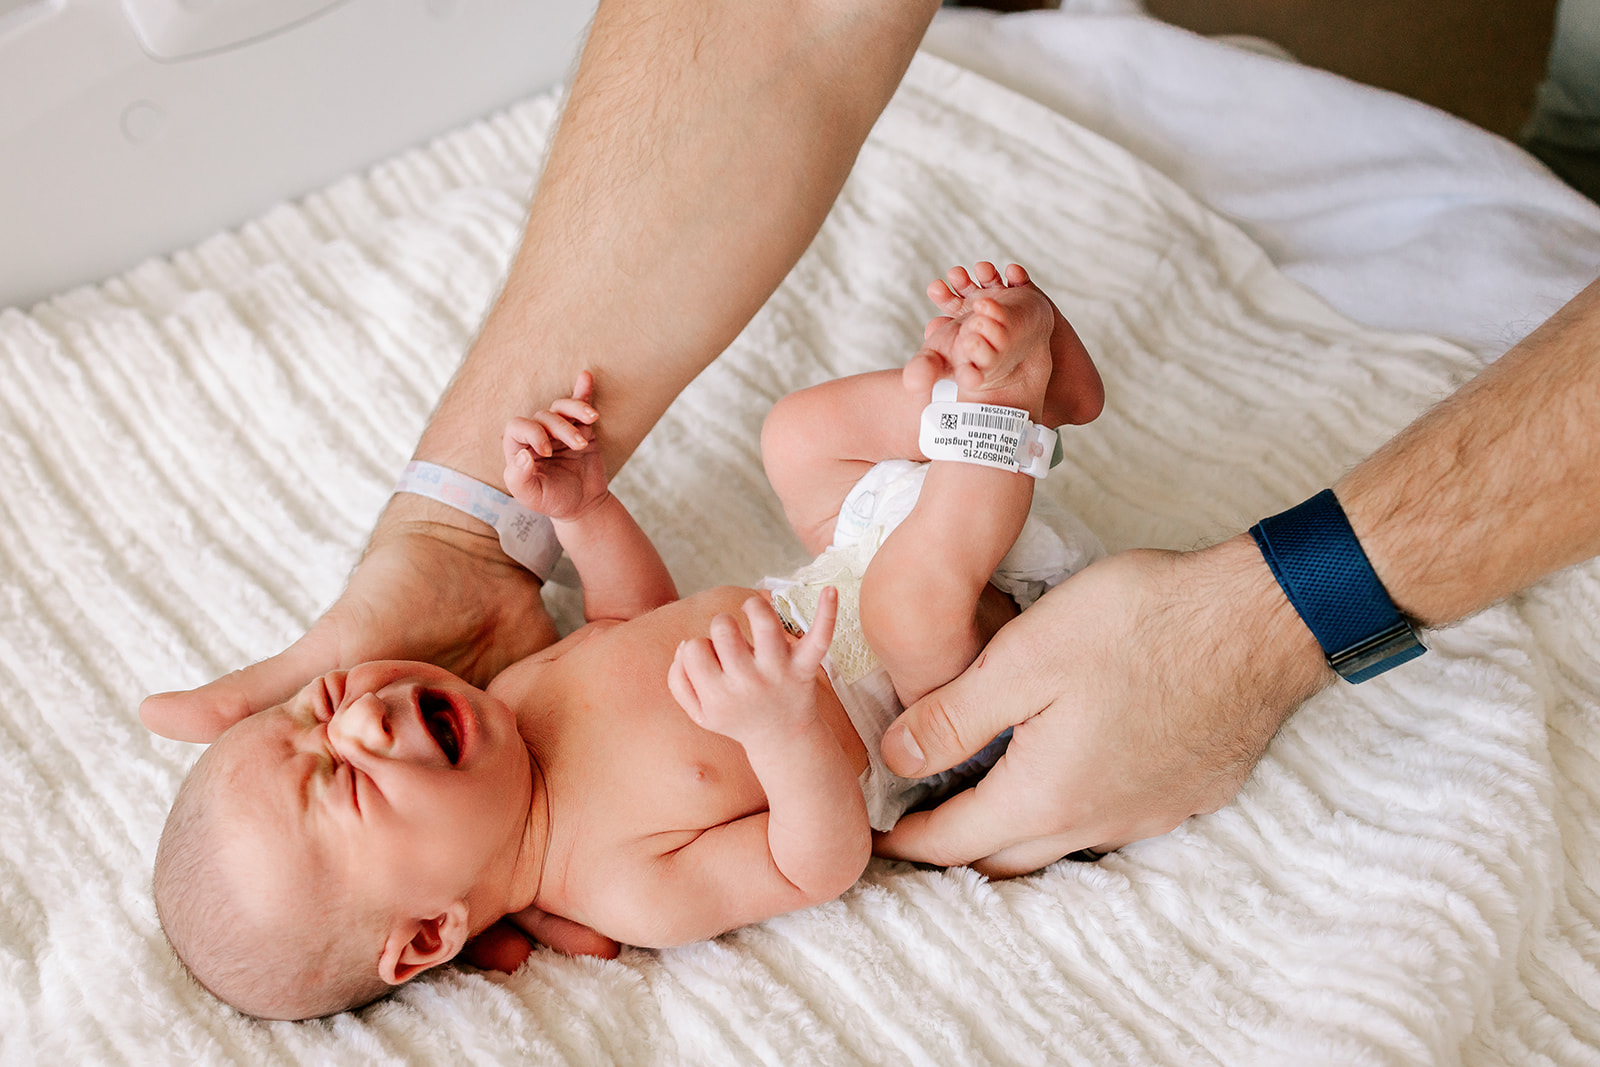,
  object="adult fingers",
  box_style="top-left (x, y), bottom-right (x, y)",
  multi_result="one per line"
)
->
top-left (873, 758), bottom-right (1101, 870)
top-left (872, 771), bottom-right (1026, 869)
top-left (138, 634), bottom-right (331, 742)
top-left (971, 833), bottom-right (1104, 880)
top-left (880, 650), bottom-right (1041, 778)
